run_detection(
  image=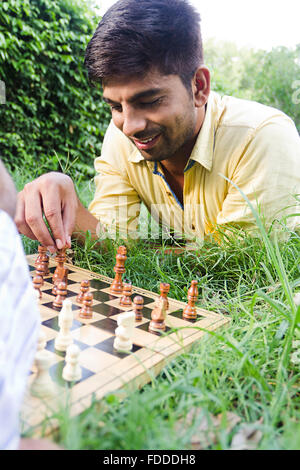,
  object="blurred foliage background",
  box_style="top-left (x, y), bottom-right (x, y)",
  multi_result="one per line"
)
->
top-left (0, 0), bottom-right (299, 180)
